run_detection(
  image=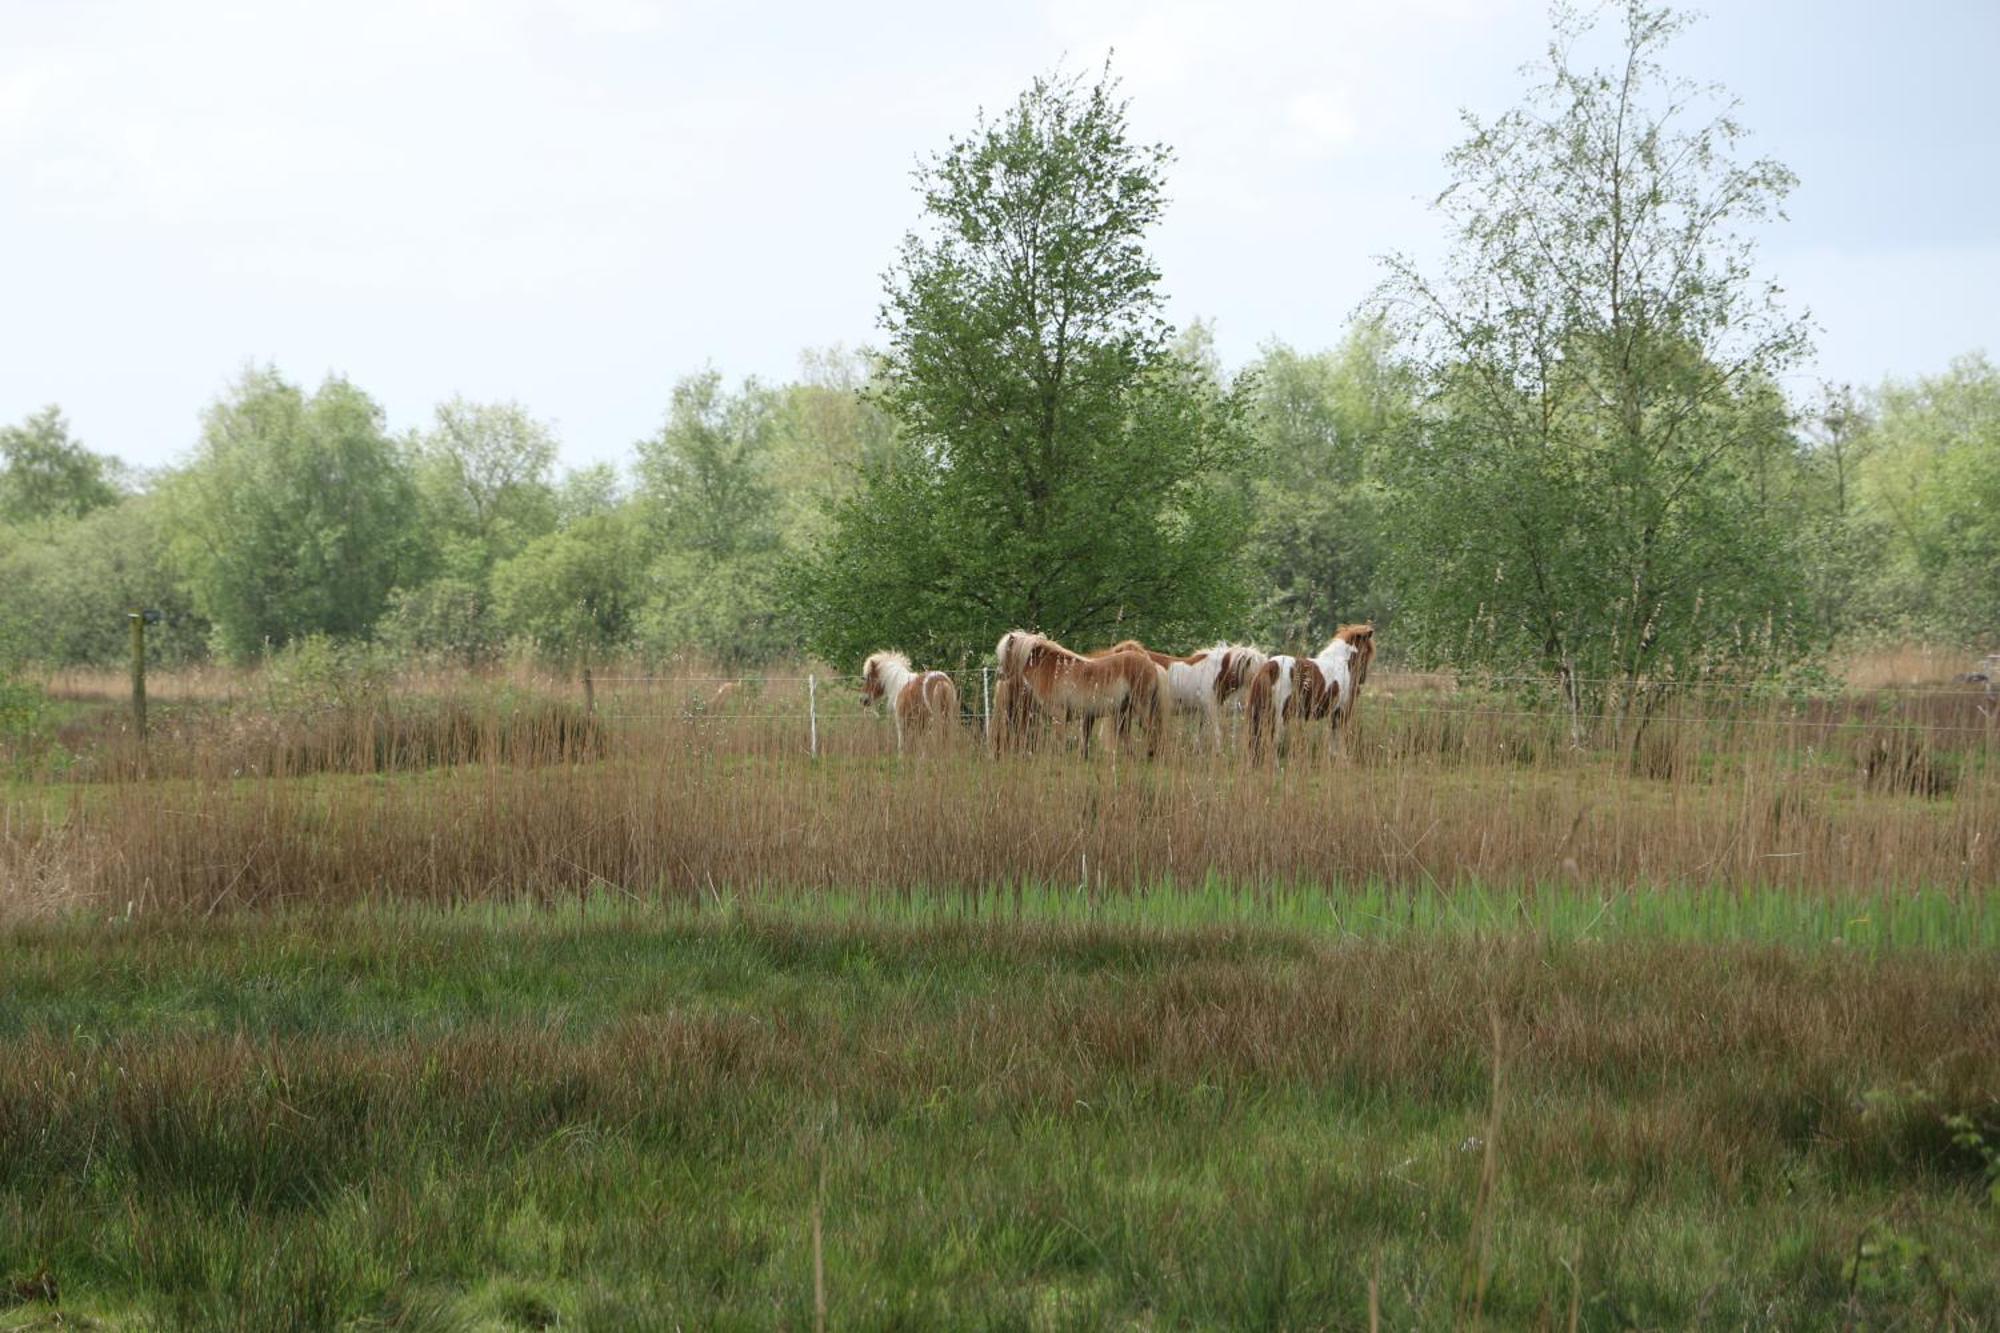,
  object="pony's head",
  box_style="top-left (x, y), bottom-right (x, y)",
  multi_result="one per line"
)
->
top-left (1335, 624), bottom-right (1375, 686)
top-left (859, 650), bottom-right (909, 707)
top-left (995, 629), bottom-right (1038, 680)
